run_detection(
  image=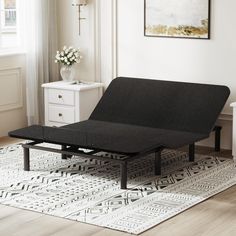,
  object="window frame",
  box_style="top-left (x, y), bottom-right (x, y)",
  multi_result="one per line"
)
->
top-left (0, 0), bottom-right (23, 54)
